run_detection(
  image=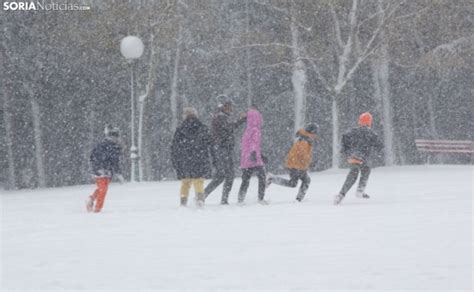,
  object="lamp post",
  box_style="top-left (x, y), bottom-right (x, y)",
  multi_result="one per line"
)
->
top-left (120, 36), bottom-right (144, 182)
